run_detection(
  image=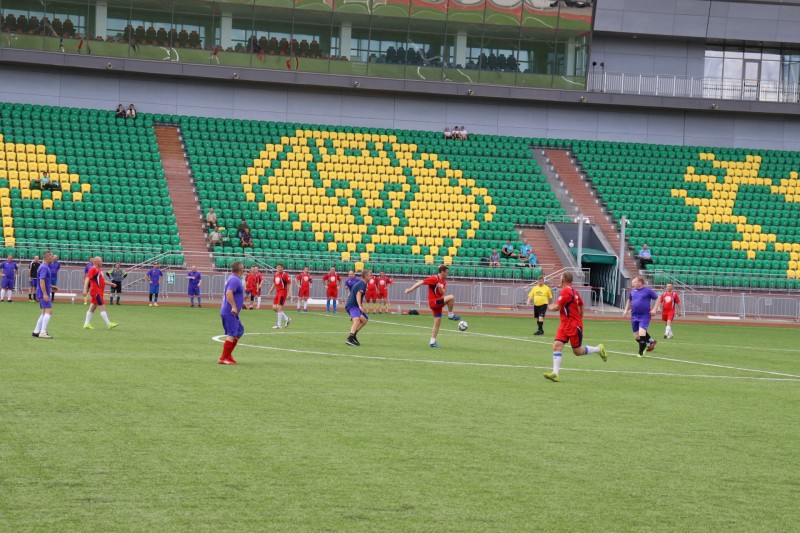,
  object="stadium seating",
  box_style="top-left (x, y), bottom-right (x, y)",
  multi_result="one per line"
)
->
top-left (0, 103), bottom-right (183, 265)
top-left (571, 140), bottom-right (800, 289)
top-left (177, 115), bottom-right (563, 278)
